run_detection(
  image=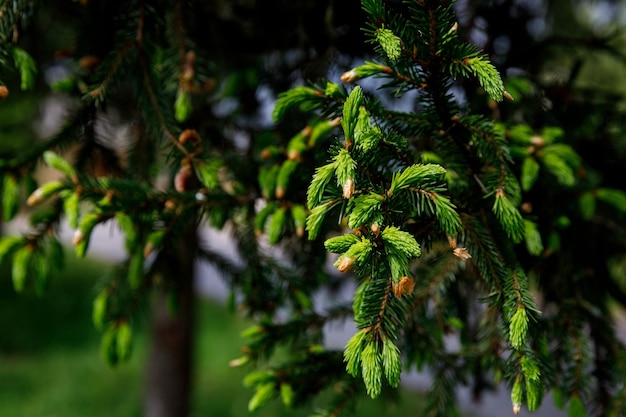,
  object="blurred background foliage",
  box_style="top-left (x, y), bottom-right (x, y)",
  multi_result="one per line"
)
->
top-left (0, 253), bottom-right (425, 417)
